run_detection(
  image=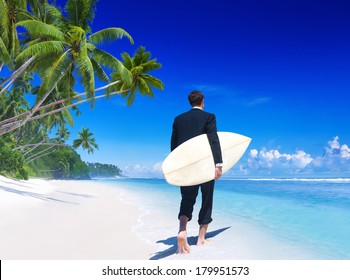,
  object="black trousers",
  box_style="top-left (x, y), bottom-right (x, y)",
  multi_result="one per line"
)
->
top-left (178, 180), bottom-right (215, 225)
